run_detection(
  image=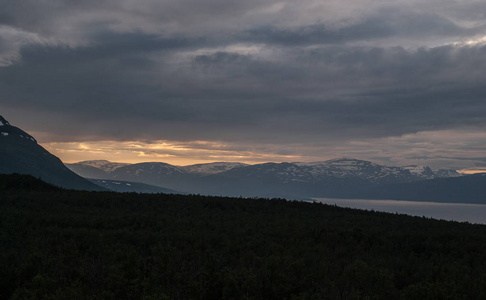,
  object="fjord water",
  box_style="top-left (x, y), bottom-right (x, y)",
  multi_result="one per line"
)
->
top-left (314, 198), bottom-right (486, 224)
